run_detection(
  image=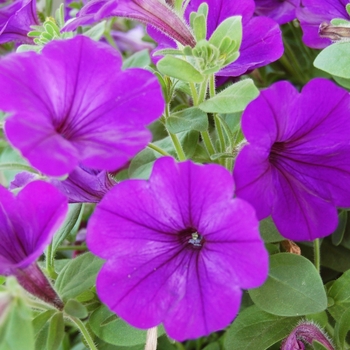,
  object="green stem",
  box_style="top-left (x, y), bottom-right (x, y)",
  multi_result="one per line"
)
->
top-left (189, 82), bottom-right (199, 106)
top-left (104, 31), bottom-right (118, 50)
top-left (46, 242), bottom-right (57, 279)
top-left (69, 316), bottom-right (98, 350)
top-left (214, 115), bottom-right (225, 154)
top-left (56, 245), bottom-right (87, 251)
top-left (45, 0), bottom-right (53, 16)
top-left (313, 238), bottom-right (321, 273)
top-left (147, 143), bottom-right (171, 156)
top-left (201, 130), bottom-right (216, 156)
top-left (209, 74), bottom-right (216, 98)
top-left (0, 163), bottom-right (38, 173)
top-left (225, 157), bottom-right (234, 173)
top-left (169, 133), bottom-right (186, 161)
top-left (197, 77), bottom-right (208, 105)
